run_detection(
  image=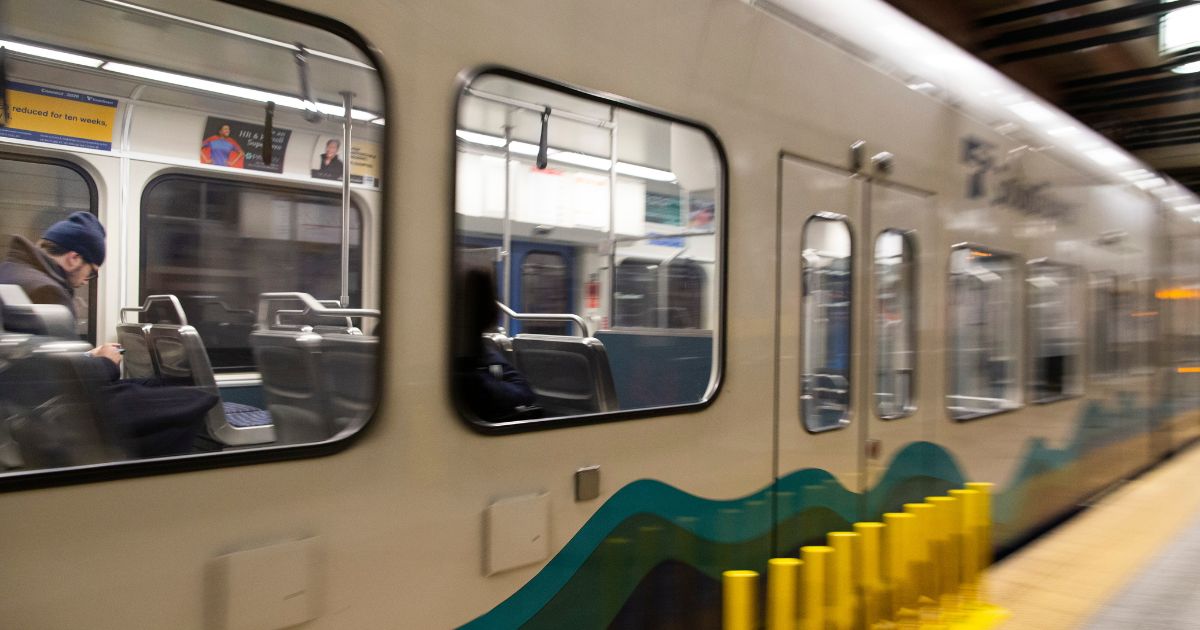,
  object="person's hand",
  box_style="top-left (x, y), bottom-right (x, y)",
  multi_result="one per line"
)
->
top-left (89, 343), bottom-right (123, 366)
